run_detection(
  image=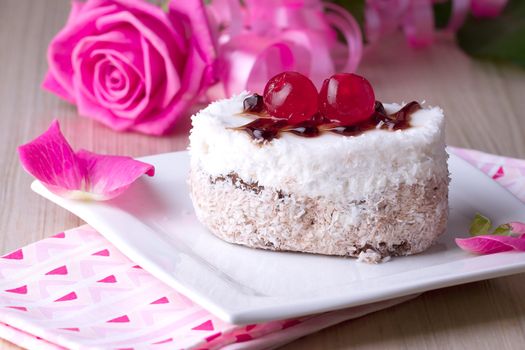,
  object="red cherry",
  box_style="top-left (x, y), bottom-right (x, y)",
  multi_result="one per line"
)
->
top-left (263, 71), bottom-right (318, 124)
top-left (318, 73), bottom-right (375, 125)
